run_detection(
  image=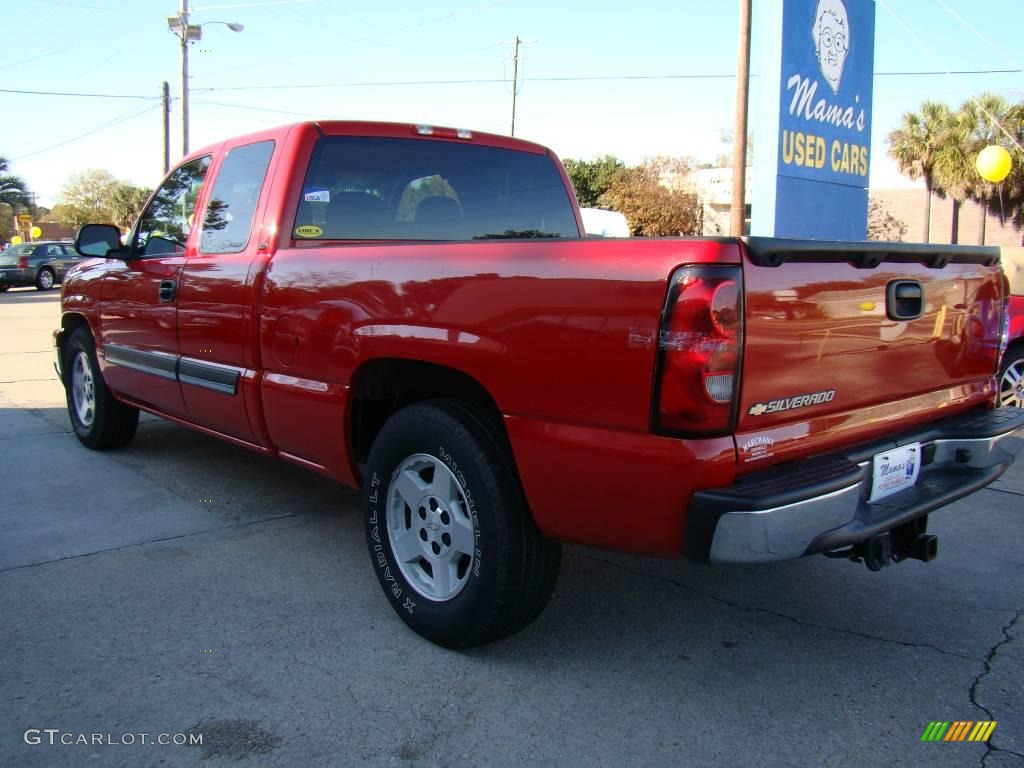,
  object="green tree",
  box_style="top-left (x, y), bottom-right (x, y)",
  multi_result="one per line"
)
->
top-left (562, 155), bottom-right (624, 208)
top-left (963, 96), bottom-right (1023, 243)
top-left (108, 183), bottom-right (152, 231)
top-left (888, 101), bottom-right (952, 243)
top-left (52, 169), bottom-right (119, 229)
top-left (599, 157), bottom-right (702, 236)
top-left (0, 202), bottom-right (14, 244)
top-left (0, 156), bottom-right (30, 211)
top-left (988, 101), bottom-right (1024, 241)
top-left (934, 94), bottom-right (1014, 244)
